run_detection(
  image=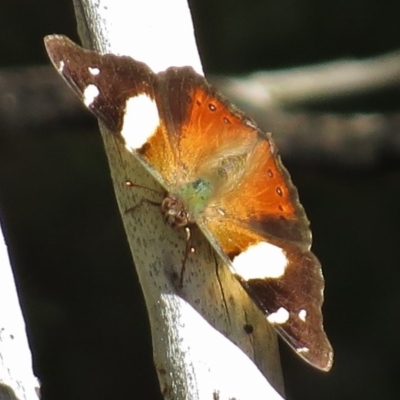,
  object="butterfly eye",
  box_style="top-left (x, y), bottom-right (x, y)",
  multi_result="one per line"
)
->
top-left (171, 209), bottom-right (188, 228)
